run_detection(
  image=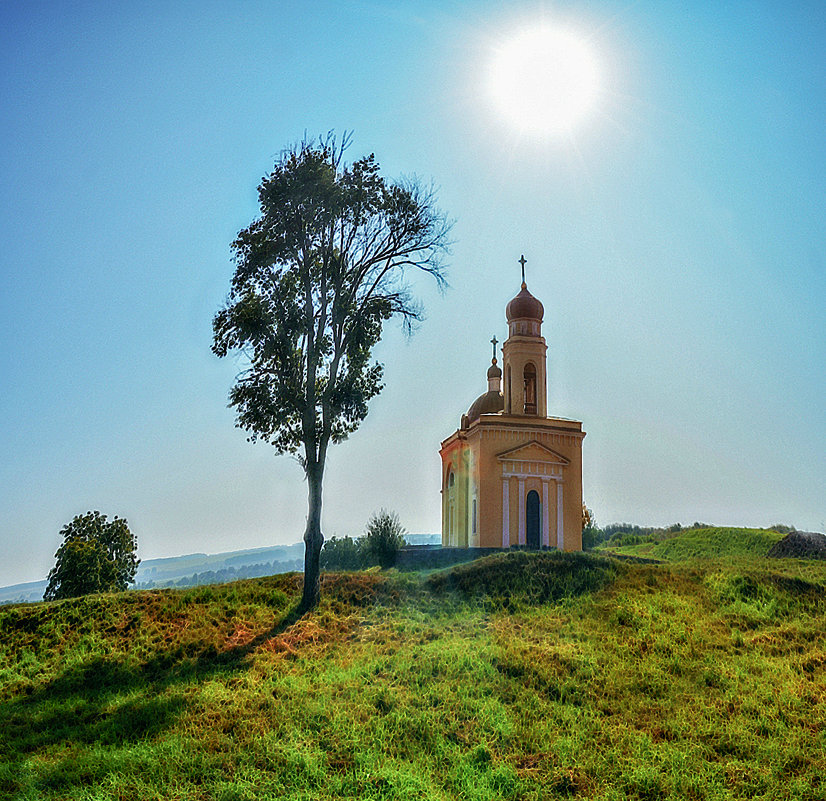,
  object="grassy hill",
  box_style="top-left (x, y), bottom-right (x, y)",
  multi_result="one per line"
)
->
top-left (1, 549), bottom-right (824, 800)
top-left (598, 526), bottom-right (786, 562)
